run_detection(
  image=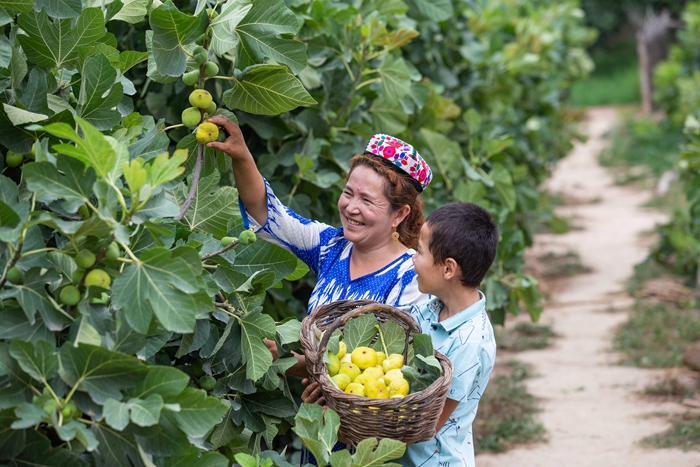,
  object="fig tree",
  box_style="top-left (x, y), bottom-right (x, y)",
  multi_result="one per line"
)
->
top-left (75, 249), bottom-right (96, 269)
top-left (189, 89), bottom-right (213, 109)
top-left (181, 107), bottom-right (202, 127)
top-left (195, 122), bottom-right (219, 144)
